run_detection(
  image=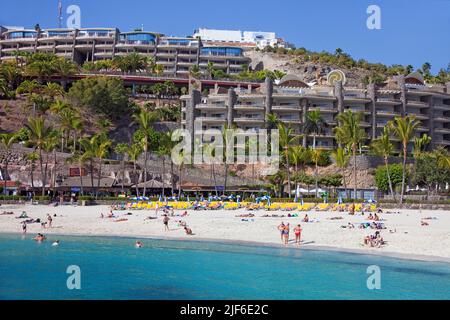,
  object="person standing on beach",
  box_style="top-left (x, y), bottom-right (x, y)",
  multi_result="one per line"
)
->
top-left (46, 214), bottom-right (53, 228)
top-left (294, 224), bottom-right (302, 245)
top-left (278, 222), bottom-right (285, 243)
top-left (163, 214), bottom-right (170, 231)
top-left (284, 223), bottom-right (290, 245)
top-left (21, 221), bottom-right (27, 235)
